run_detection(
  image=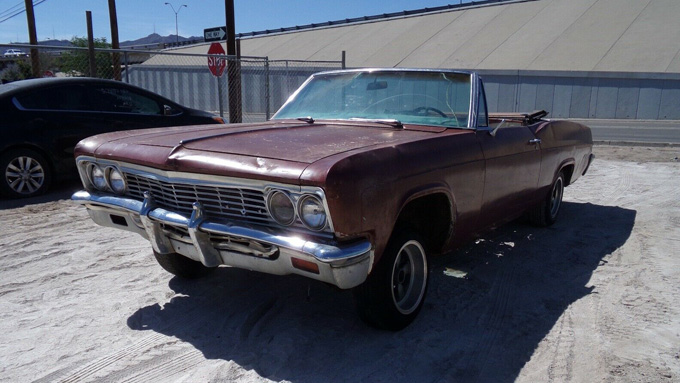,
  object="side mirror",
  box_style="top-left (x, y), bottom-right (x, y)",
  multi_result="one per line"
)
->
top-left (163, 105), bottom-right (173, 116)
